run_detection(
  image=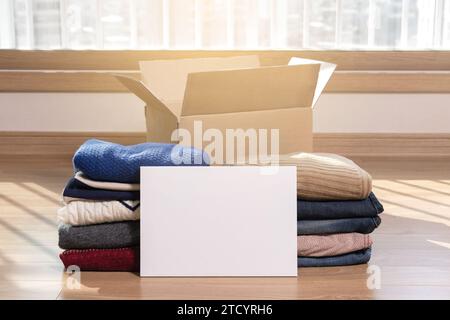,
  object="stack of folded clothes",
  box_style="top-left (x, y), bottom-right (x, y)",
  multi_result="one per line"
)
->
top-left (58, 140), bottom-right (381, 271)
top-left (280, 153), bottom-right (383, 267)
top-left (57, 139), bottom-right (209, 271)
